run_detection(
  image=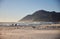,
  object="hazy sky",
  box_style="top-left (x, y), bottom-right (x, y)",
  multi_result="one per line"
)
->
top-left (0, 0), bottom-right (60, 22)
